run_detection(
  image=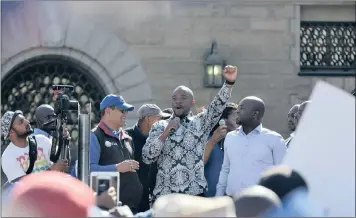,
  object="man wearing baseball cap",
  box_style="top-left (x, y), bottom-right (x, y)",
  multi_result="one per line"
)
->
top-left (89, 94), bottom-right (143, 213)
top-left (1, 110), bottom-right (68, 183)
top-left (125, 104), bottom-right (170, 212)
